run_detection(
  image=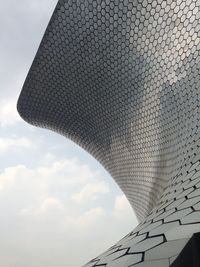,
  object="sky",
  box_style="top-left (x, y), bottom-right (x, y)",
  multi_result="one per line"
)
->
top-left (0, 1), bottom-right (138, 266)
